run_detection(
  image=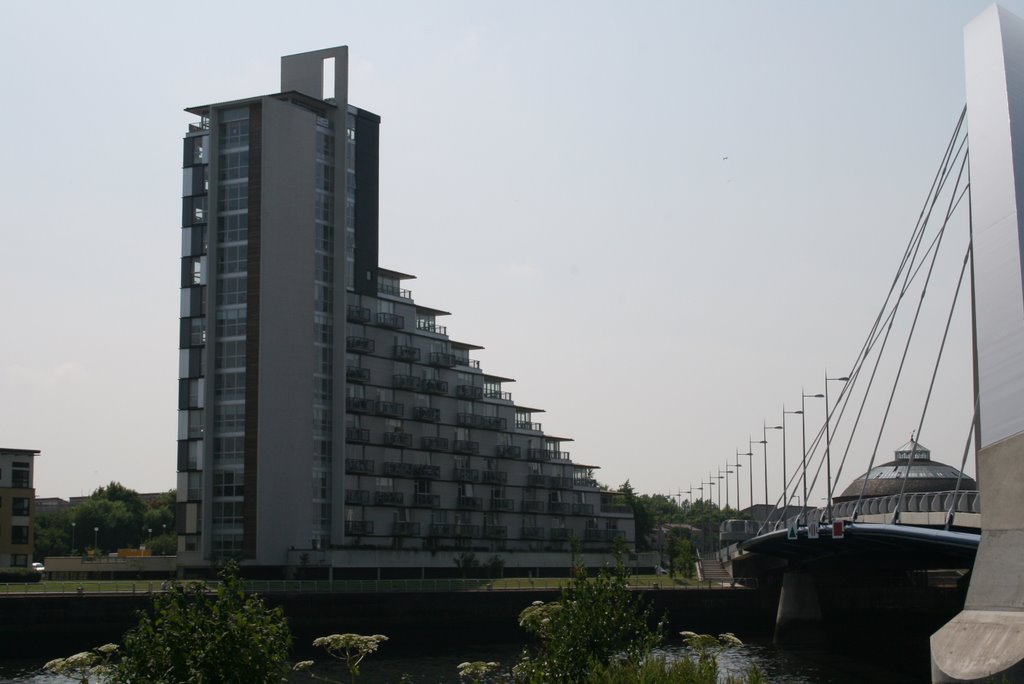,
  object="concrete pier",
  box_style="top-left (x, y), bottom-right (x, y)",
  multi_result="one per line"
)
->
top-left (774, 571), bottom-right (825, 648)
